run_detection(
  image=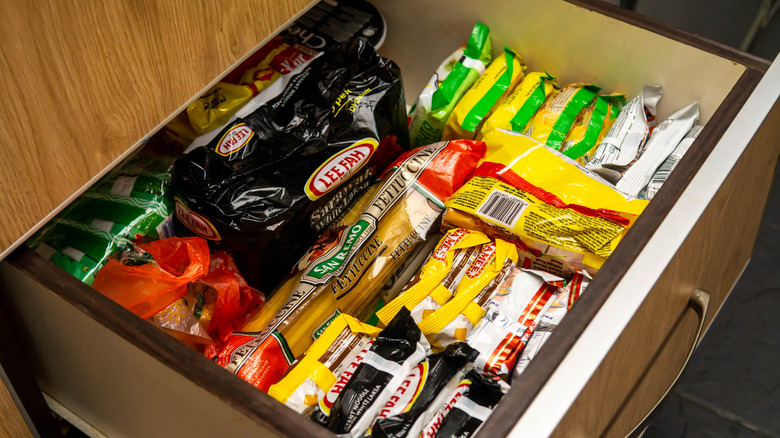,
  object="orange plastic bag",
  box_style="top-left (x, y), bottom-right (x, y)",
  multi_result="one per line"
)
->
top-left (93, 237), bottom-right (210, 319)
